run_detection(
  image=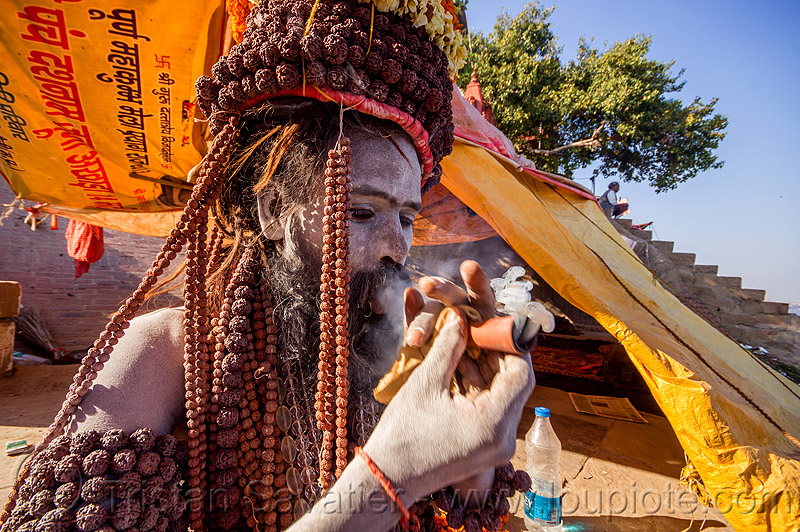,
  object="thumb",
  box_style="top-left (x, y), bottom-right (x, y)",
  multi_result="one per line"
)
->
top-left (414, 308), bottom-right (467, 392)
